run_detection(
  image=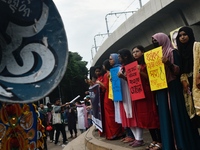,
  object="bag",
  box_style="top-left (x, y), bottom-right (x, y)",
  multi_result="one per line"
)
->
top-left (46, 125), bottom-right (53, 131)
top-left (52, 112), bottom-right (61, 124)
top-left (52, 107), bottom-right (62, 124)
